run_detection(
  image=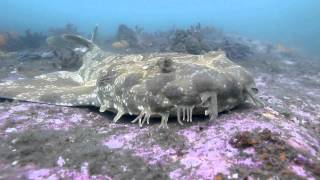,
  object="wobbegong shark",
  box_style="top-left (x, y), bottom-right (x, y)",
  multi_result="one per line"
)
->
top-left (0, 29), bottom-right (263, 128)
